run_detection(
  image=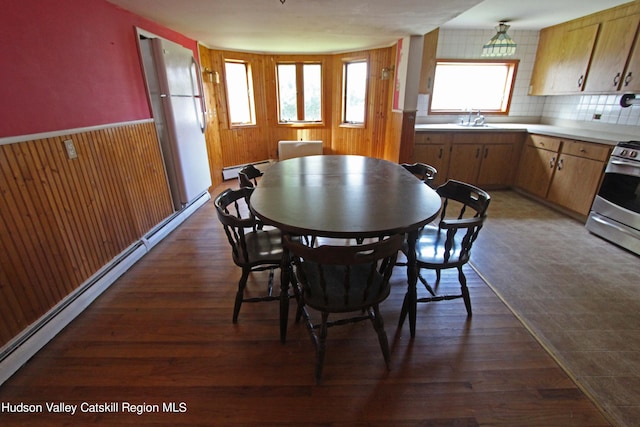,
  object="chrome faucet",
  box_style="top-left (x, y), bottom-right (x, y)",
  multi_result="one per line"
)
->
top-left (459, 110), bottom-right (485, 126)
top-left (473, 110), bottom-right (485, 126)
